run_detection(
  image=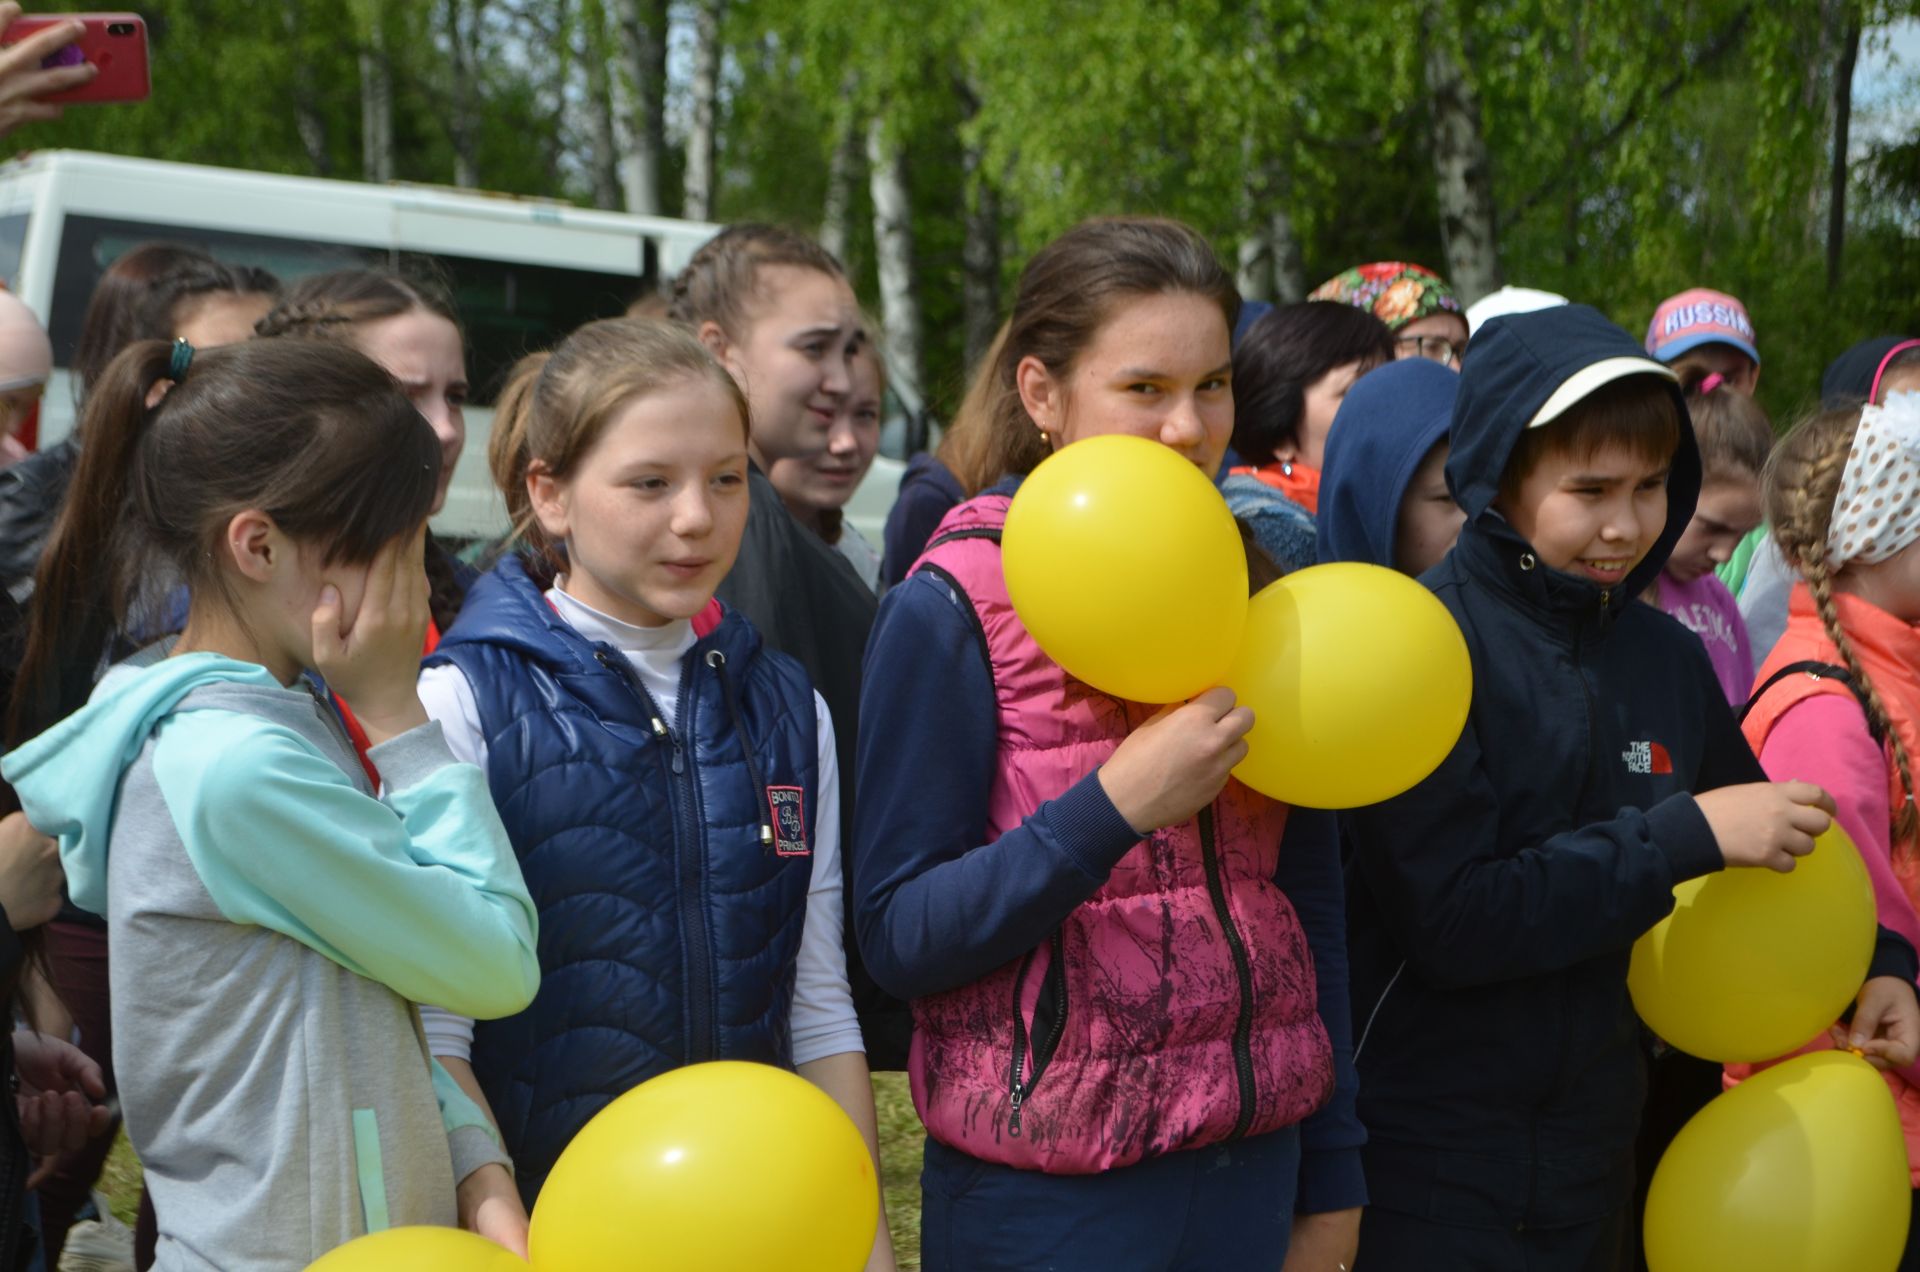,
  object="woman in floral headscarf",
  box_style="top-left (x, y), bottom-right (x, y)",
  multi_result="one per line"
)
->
top-left (1310, 261), bottom-right (1467, 368)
